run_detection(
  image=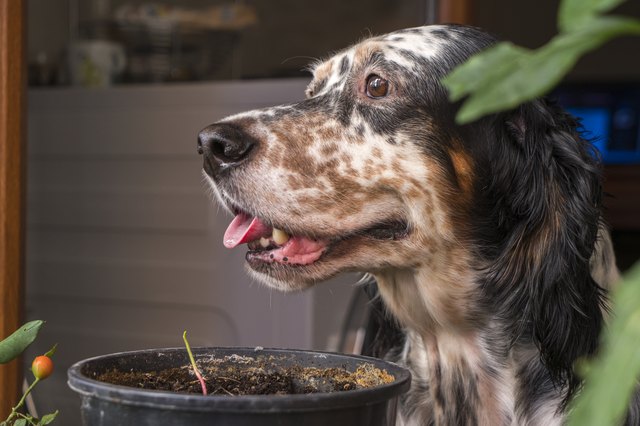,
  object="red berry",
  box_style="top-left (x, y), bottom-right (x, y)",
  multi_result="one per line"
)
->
top-left (32, 355), bottom-right (54, 380)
